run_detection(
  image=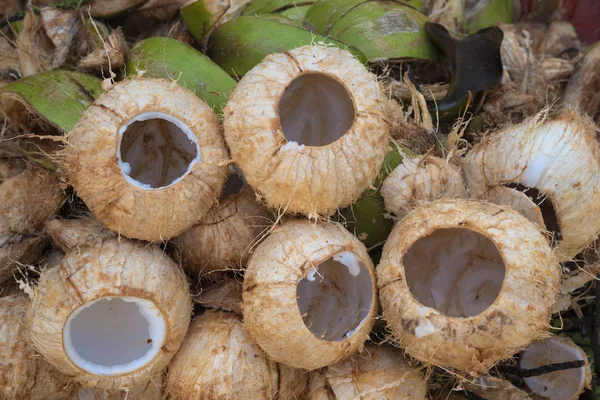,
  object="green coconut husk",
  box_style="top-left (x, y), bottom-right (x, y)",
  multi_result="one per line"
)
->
top-left (207, 14), bottom-right (367, 78)
top-left (305, 0), bottom-right (438, 63)
top-left (126, 37), bottom-right (235, 113)
top-left (465, 0), bottom-right (514, 34)
top-left (242, 0), bottom-right (315, 17)
top-left (279, 4), bottom-right (312, 22)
